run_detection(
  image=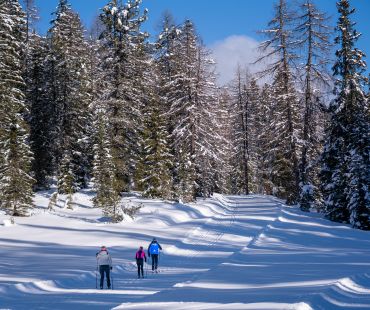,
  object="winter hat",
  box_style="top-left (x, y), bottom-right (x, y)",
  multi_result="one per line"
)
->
top-left (152, 238), bottom-right (157, 241)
